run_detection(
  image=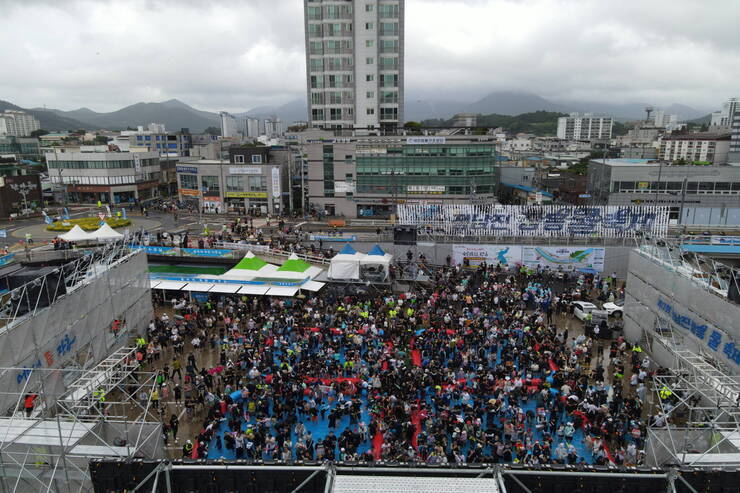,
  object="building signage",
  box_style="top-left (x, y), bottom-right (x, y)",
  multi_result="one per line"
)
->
top-left (133, 154), bottom-right (142, 174)
top-left (452, 245), bottom-right (522, 267)
top-left (176, 166), bottom-right (198, 174)
top-left (656, 298), bottom-right (740, 366)
top-left (406, 137), bottom-right (446, 145)
top-left (271, 168), bottom-right (281, 198)
top-left (335, 181), bottom-right (356, 193)
top-left (226, 191), bottom-right (267, 198)
top-left (407, 185), bottom-right (445, 194)
top-left (229, 167), bottom-right (262, 175)
top-left (179, 188), bottom-right (200, 197)
top-left (398, 204), bottom-right (670, 238)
